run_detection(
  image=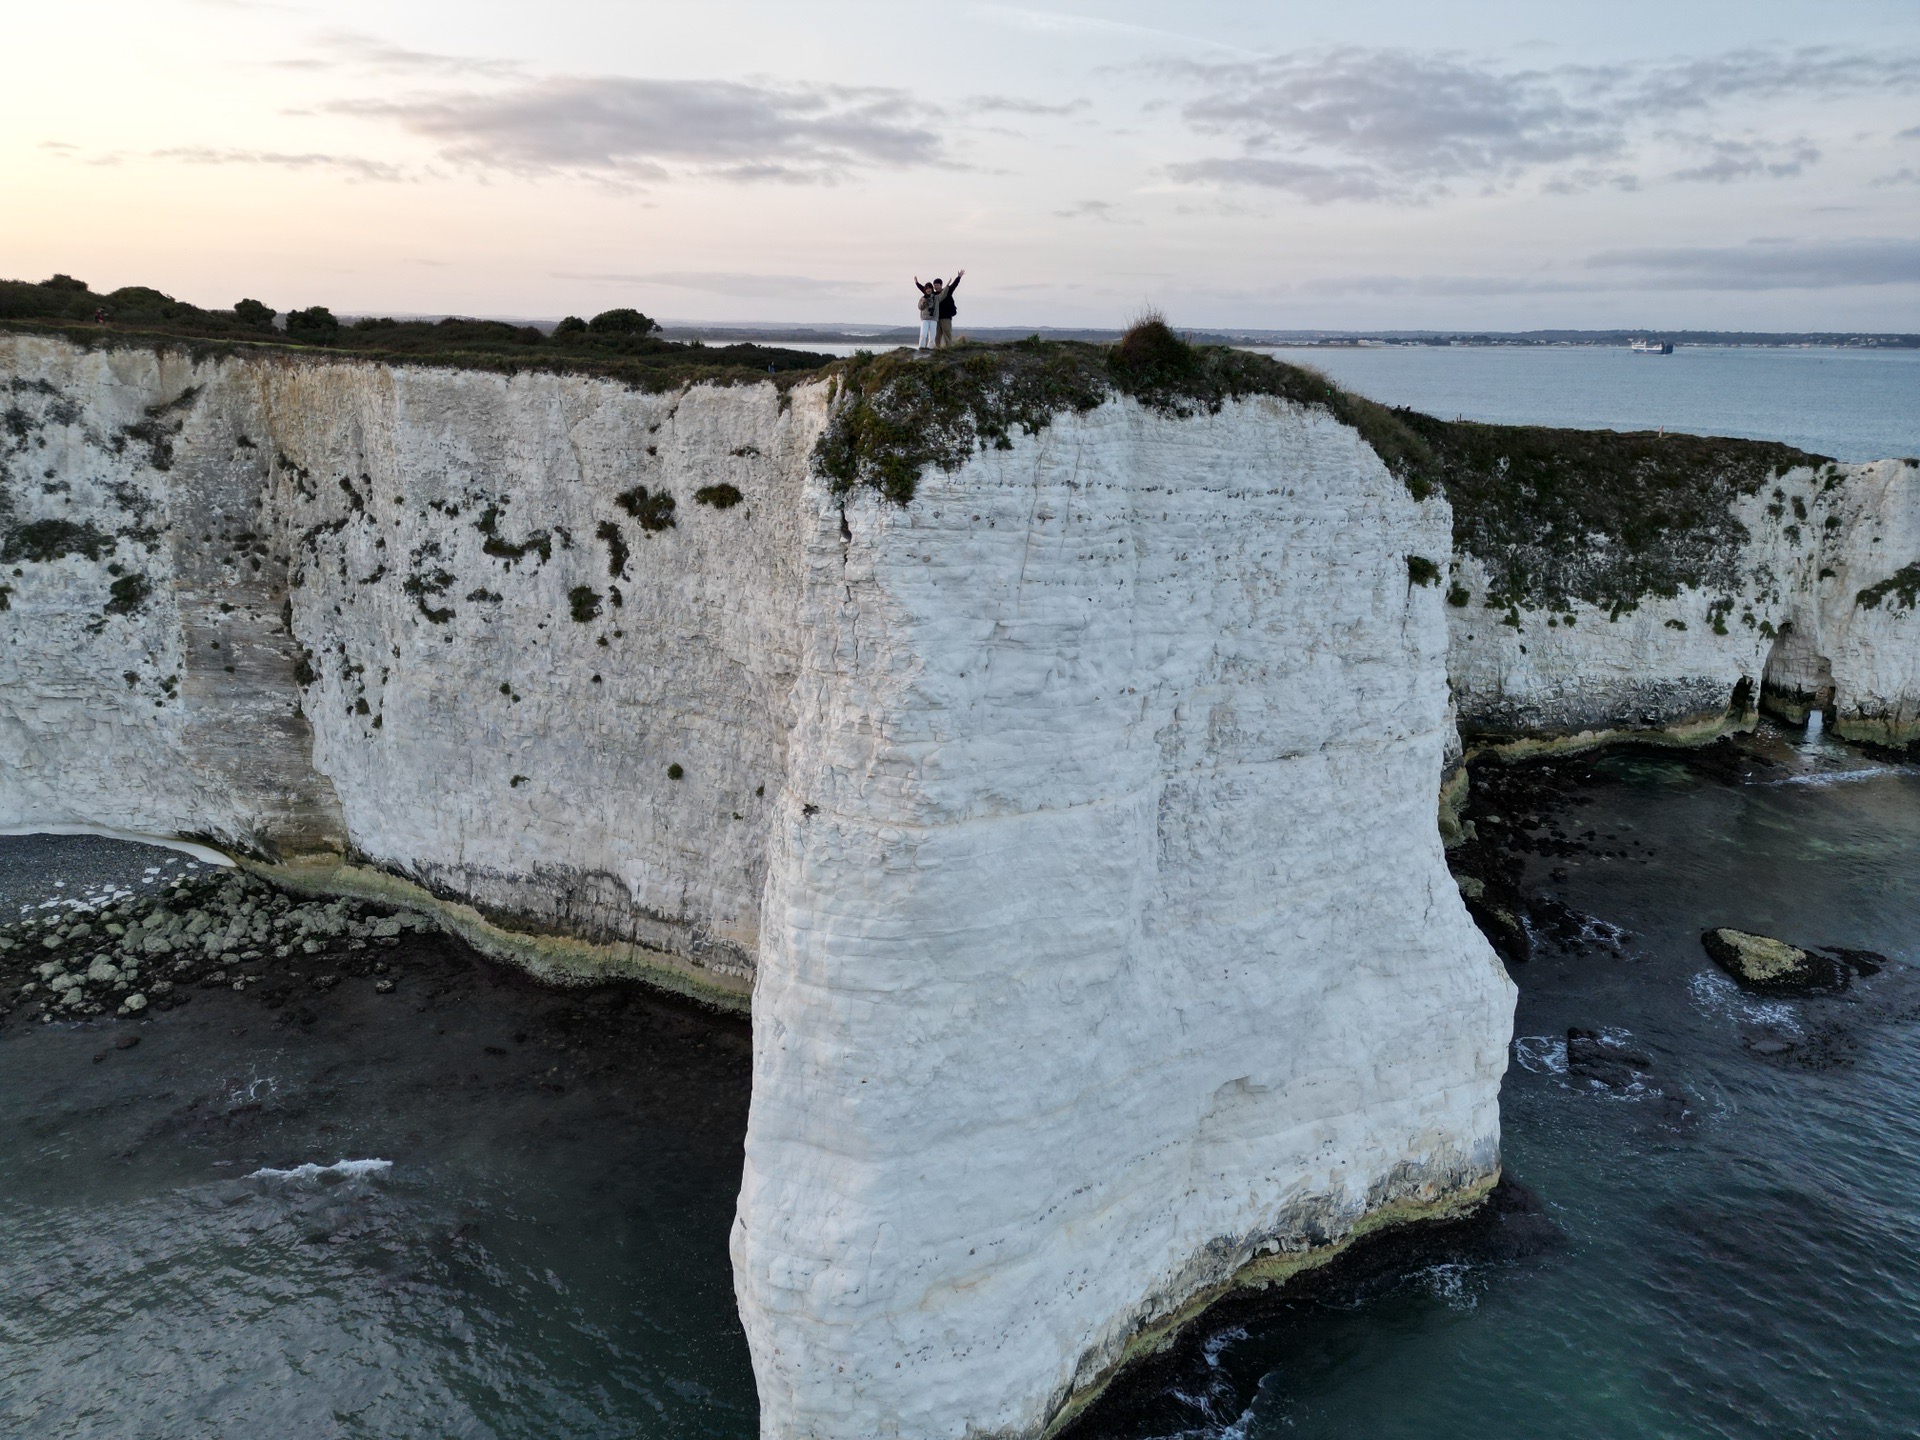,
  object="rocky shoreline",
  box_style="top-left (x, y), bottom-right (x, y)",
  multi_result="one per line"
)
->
top-left (1, 867), bottom-right (433, 1029)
